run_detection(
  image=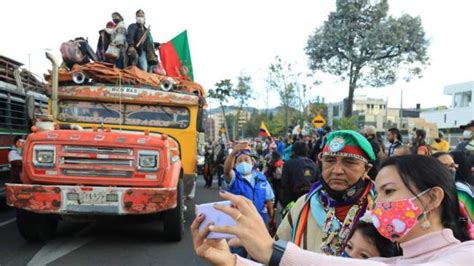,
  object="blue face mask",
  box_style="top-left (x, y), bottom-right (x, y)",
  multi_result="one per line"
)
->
top-left (236, 162), bottom-right (253, 175)
top-left (340, 251), bottom-right (352, 258)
